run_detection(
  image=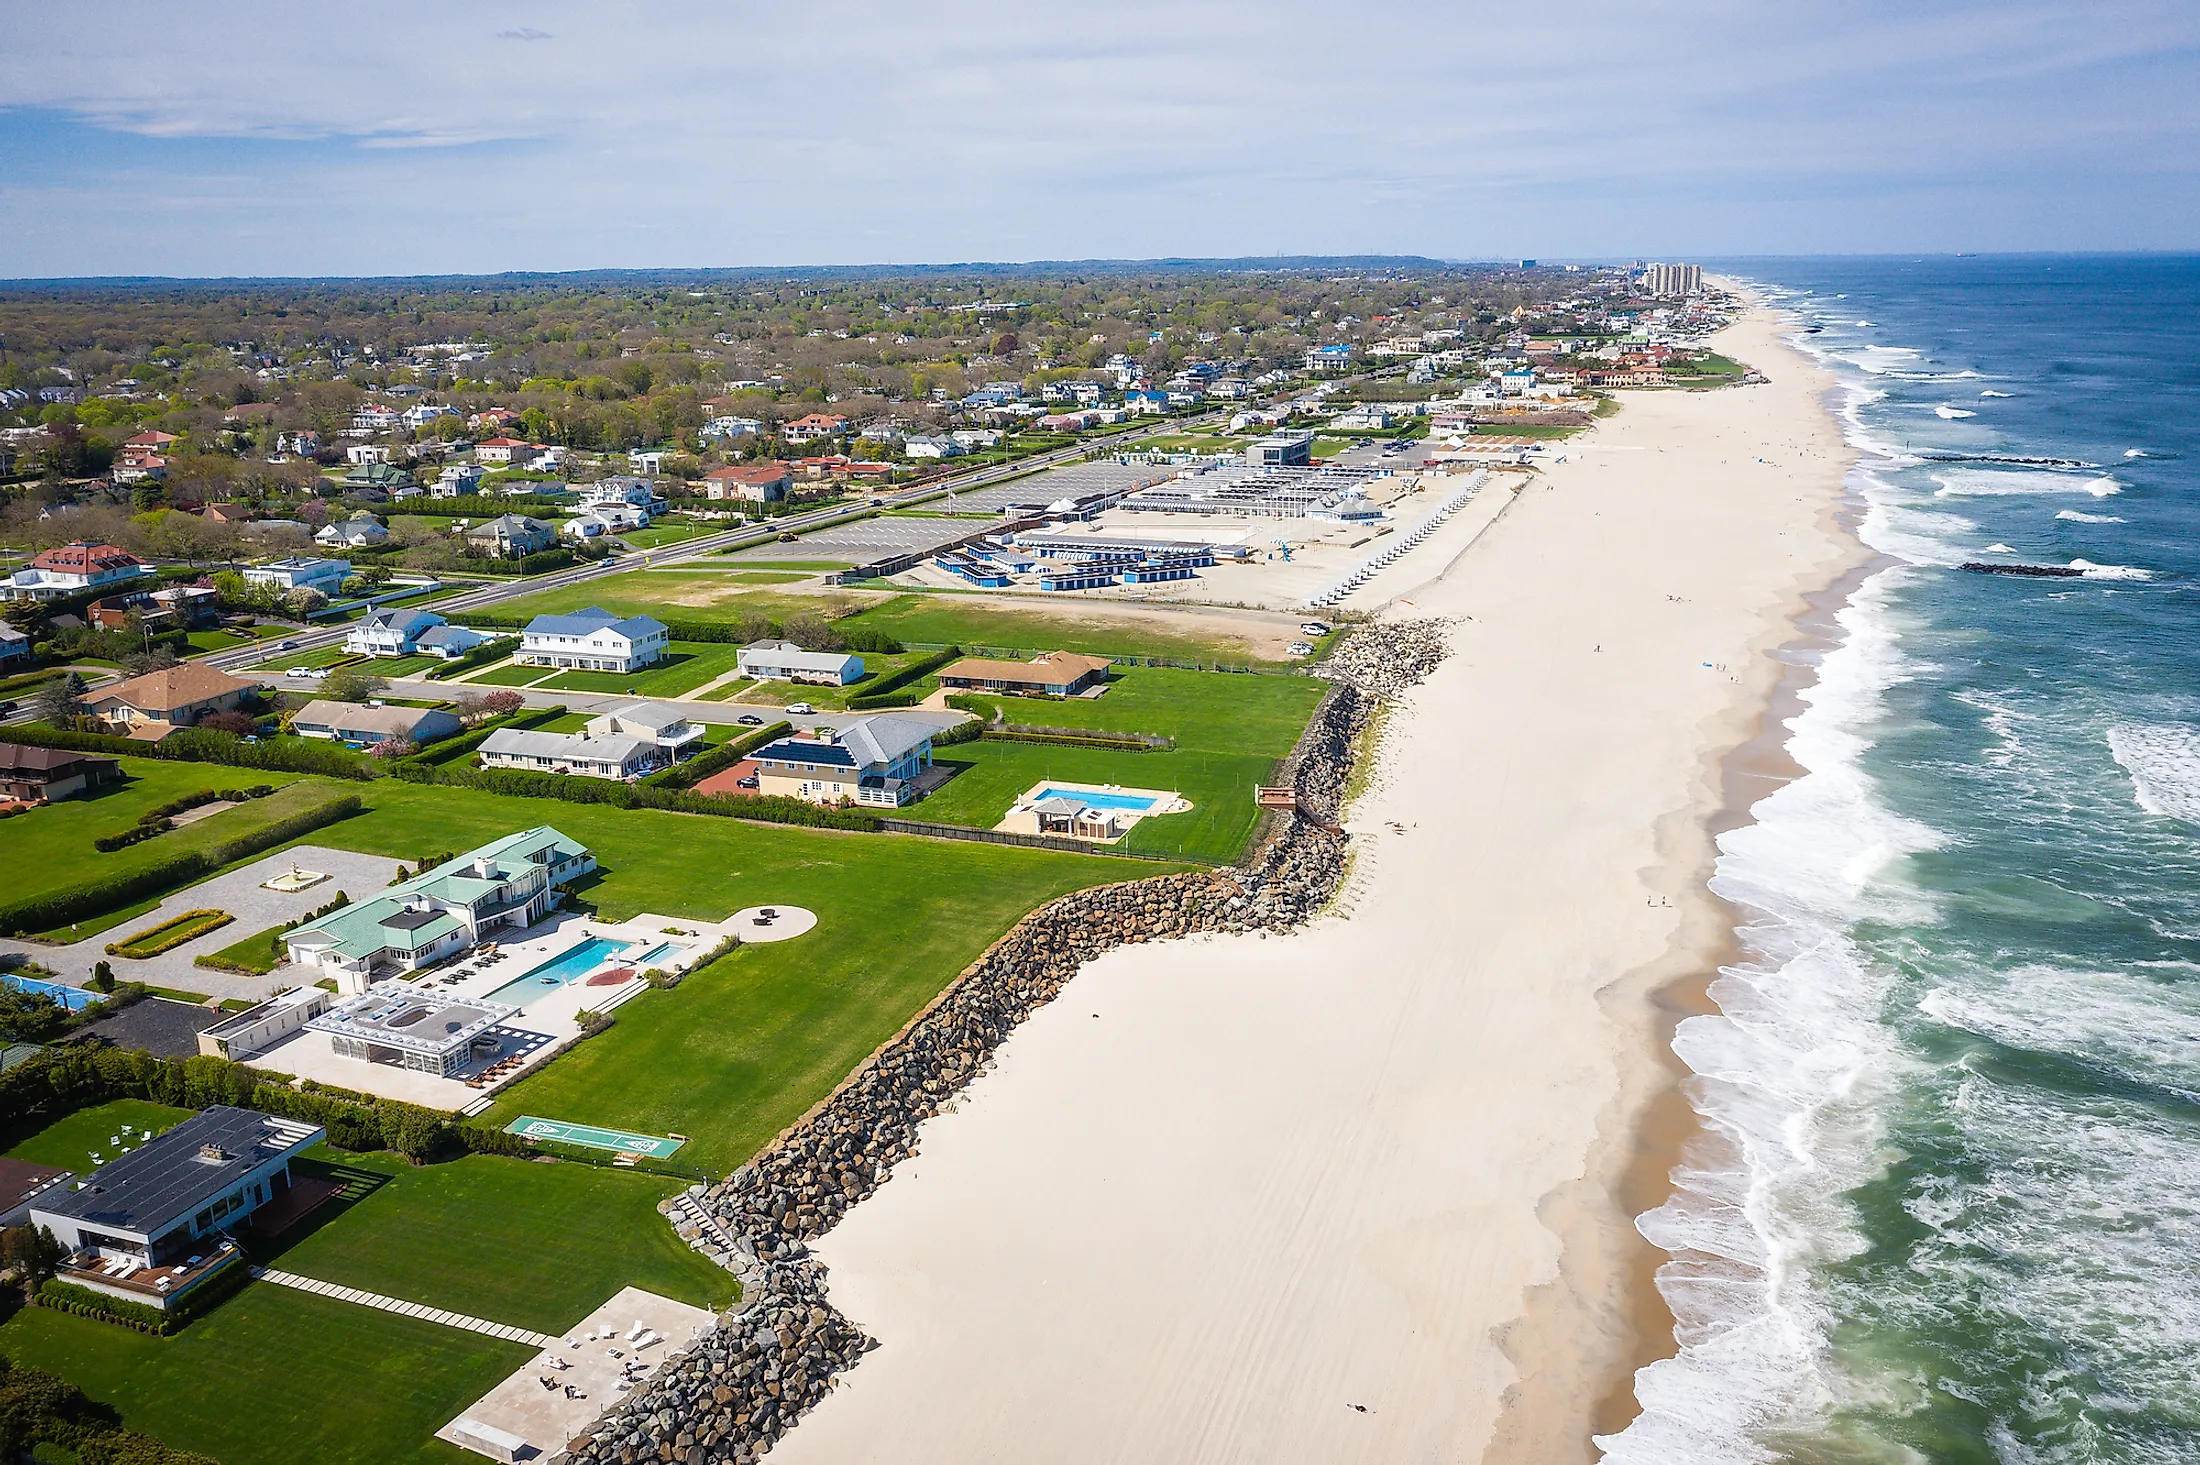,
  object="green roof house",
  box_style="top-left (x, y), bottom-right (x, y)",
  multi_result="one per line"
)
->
top-left (283, 827), bottom-right (593, 992)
